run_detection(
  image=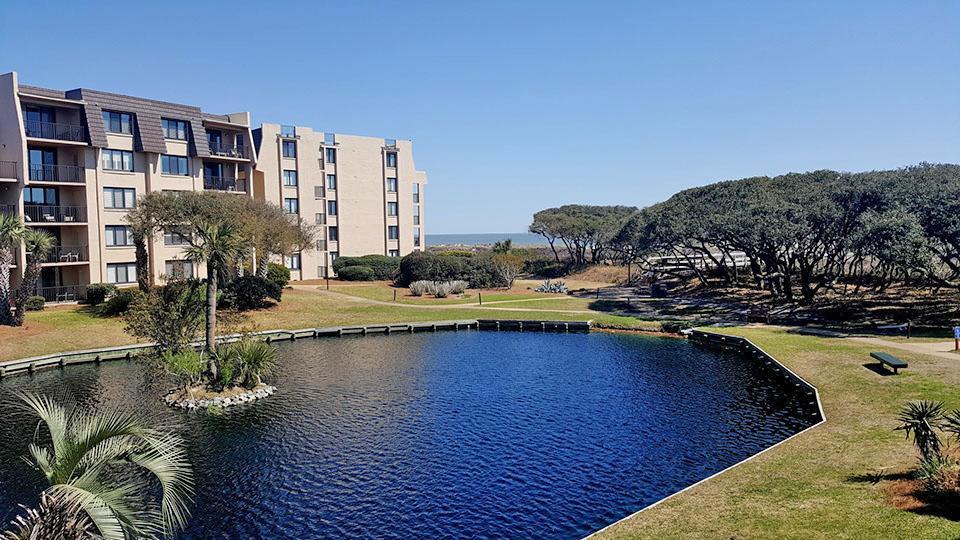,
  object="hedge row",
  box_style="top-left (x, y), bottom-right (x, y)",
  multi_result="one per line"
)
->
top-left (396, 252), bottom-right (506, 289)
